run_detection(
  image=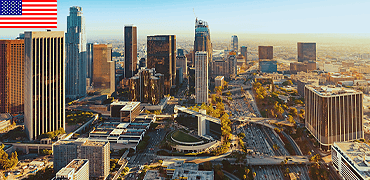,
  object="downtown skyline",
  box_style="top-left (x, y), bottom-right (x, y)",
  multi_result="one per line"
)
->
top-left (1, 0), bottom-right (370, 40)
